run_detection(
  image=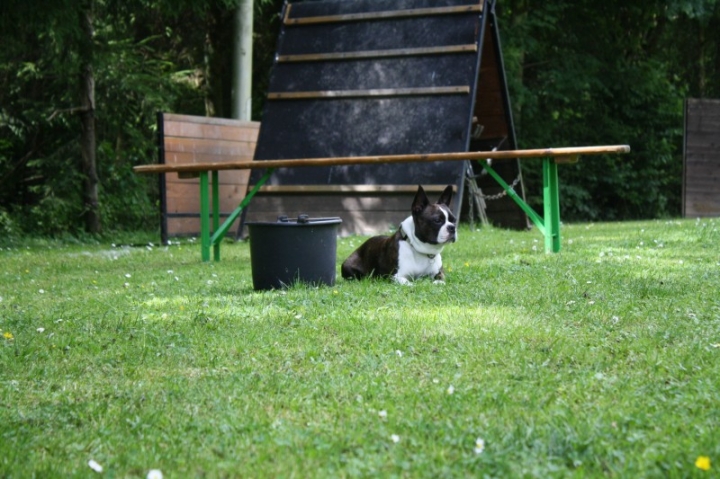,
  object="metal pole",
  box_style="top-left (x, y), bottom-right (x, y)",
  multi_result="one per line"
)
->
top-left (543, 159), bottom-right (561, 253)
top-left (212, 171), bottom-right (220, 261)
top-left (232, 0), bottom-right (253, 121)
top-left (200, 171), bottom-right (211, 262)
